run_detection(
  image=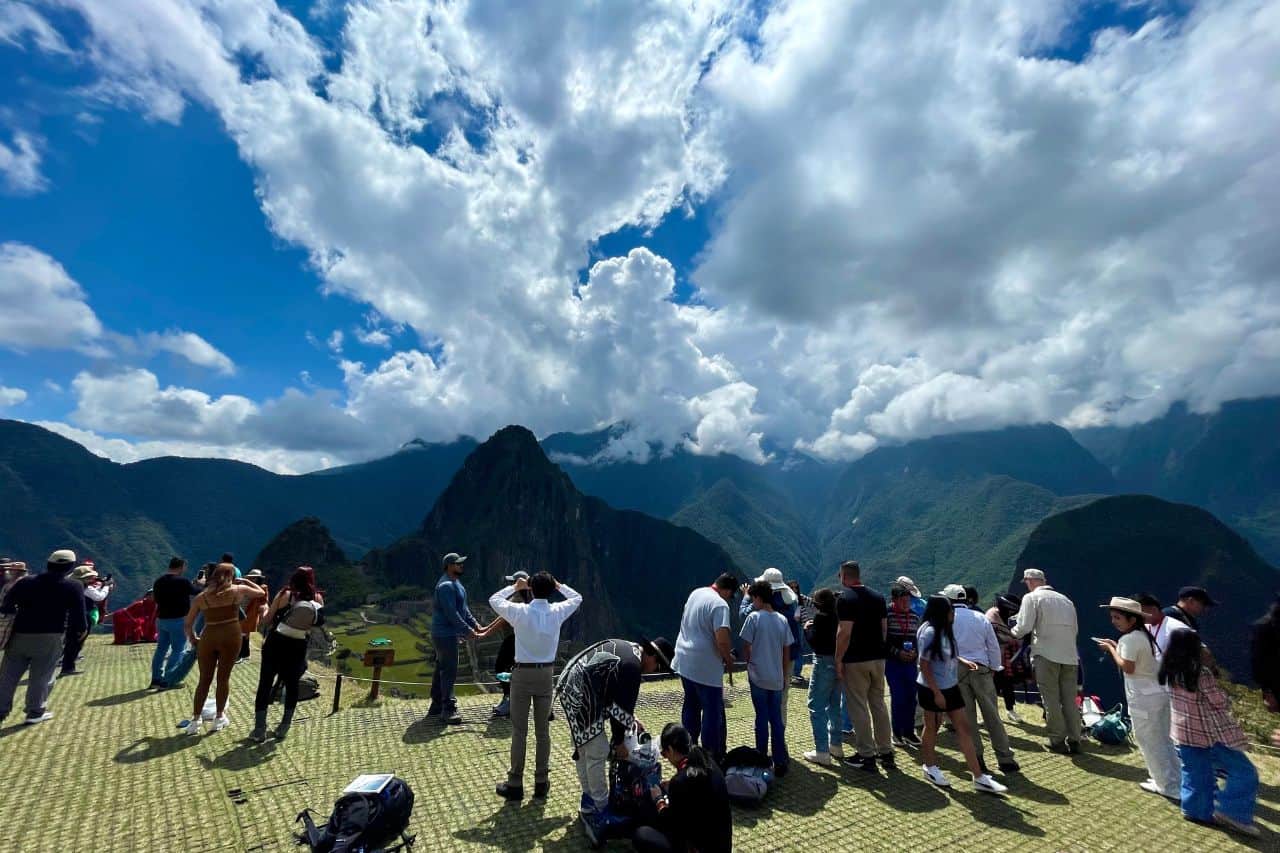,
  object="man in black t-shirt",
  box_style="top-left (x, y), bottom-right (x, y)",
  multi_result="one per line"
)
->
top-left (151, 557), bottom-right (202, 688)
top-left (833, 560), bottom-right (893, 771)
